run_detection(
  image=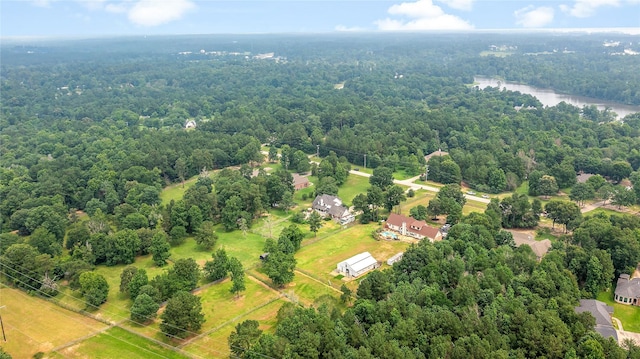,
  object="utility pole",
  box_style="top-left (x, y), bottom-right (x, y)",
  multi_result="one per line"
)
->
top-left (363, 154), bottom-right (367, 169)
top-left (0, 305), bottom-right (6, 342)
